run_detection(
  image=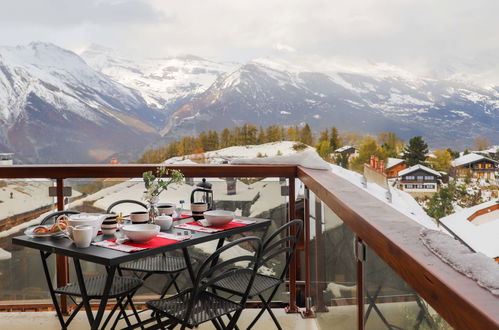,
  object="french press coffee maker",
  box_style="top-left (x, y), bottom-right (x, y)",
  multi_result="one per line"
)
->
top-left (190, 178), bottom-right (214, 219)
